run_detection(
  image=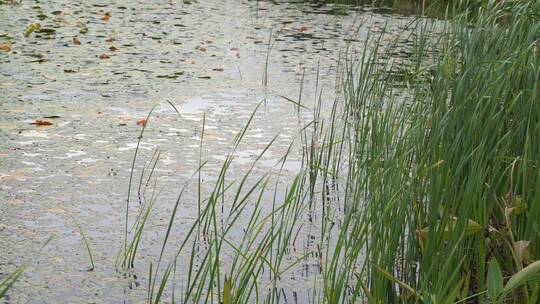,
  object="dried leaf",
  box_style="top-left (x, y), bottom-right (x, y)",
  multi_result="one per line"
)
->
top-left (109, 45), bottom-right (118, 51)
top-left (30, 120), bottom-right (53, 126)
top-left (136, 119), bottom-right (146, 126)
top-left (299, 26), bottom-right (308, 32)
top-left (102, 13), bottom-right (111, 22)
top-left (0, 42), bottom-right (11, 53)
top-left (99, 54), bottom-right (110, 60)
top-left (198, 47), bottom-right (206, 52)
top-left (73, 36), bottom-right (81, 45)
top-left (514, 241), bottom-right (531, 264)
